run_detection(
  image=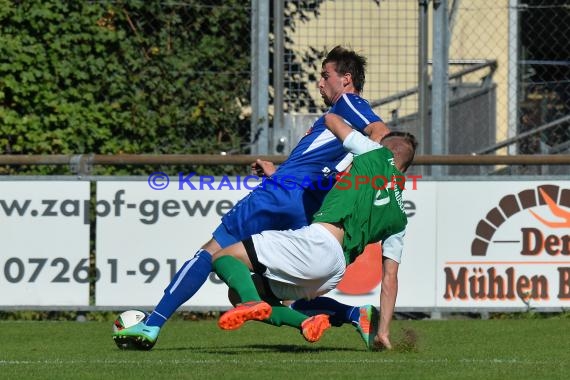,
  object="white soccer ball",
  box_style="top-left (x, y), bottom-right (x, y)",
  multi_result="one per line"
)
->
top-left (112, 310), bottom-right (148, 349)
top-left (113, 309), bottom-right (148, 333)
